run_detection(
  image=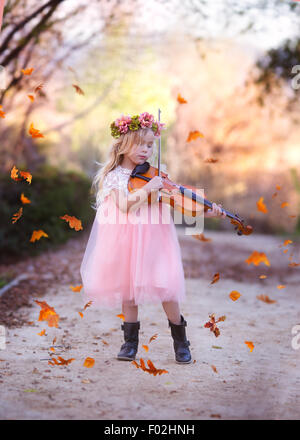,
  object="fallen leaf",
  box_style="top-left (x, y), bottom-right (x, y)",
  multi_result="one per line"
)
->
top-left (192, 233), bottom-right (212, 242)
top-left (83, 301), bottom-right (92, 311)
top-left (70, 285), bottom-right (82, 292)
top-left (149, 333), bottom-right (158, 344)
top-left (211, 273), bottom-right (220, 285)
top-left (37, 329), bottom-right (46, 336)
top-left (83, 357), bottom-right (95, 368)
top-left (245, 251), bottom-right (270, 267)
top-left (257, 294), bottom-right (276, 304)
top-left (245, 341), bottom-right (254, 352)
top-left (229, 290), bottom-right (241, 301)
